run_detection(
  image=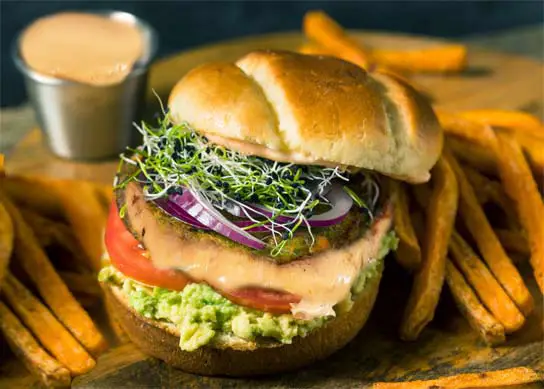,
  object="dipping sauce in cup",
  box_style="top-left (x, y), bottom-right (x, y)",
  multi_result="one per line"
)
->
top-left (13, 11), bottom-right (158, 160)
